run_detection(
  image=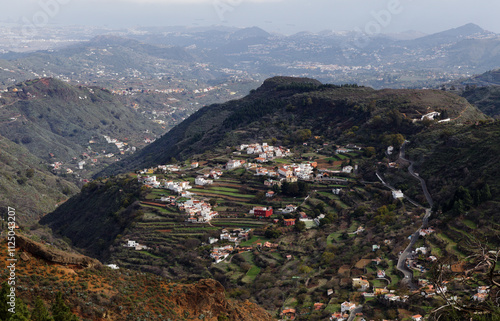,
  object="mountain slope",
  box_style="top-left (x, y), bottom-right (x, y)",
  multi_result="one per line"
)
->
top-left (0, 78), bottom-right (163, 178)
top-left (401, 120), bottom-right (500, 271)
top-left (0, 237), bottom-right (273, 321)
top-left (461, 85), bottom-right (500, 118)
top-left (98, 76), bottom-right (487, 177)
top-left (40, 175), bottom-right (143, 260)
top-left (0, 133), bottom-right (78, 225)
